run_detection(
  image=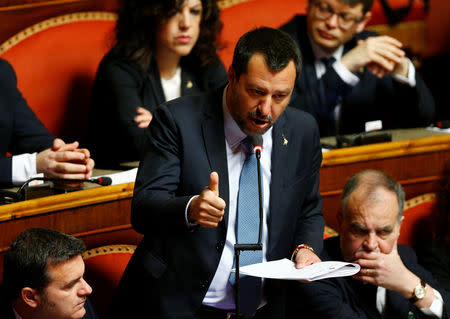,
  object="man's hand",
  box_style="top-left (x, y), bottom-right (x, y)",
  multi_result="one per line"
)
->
top-left (353, 243), bottom-right (437, 308)
top-left (36, 138), bottom-right (95, 180)
top-left (188, 172), bottom-right (226, 228)
top-left (134, 106), bottom-right (152, 129)
top-left (294, 248), bottom-right (321, 269)
top-left (341, 35), bottom-right (407, 77)
top-left (352, 242), bottom-right (413, 291)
